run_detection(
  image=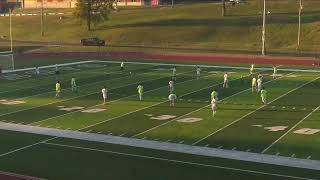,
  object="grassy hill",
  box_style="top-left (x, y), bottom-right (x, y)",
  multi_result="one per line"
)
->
top-left (0, 0), bottom-right (319, 55)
